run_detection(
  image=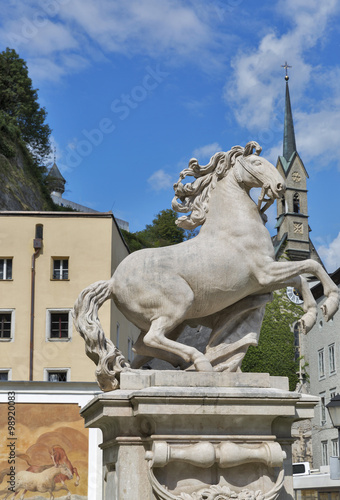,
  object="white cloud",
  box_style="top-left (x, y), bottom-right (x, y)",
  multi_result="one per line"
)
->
top-left (318, 232), bottom-right (340, 273)
top-left (264, 143), bottom-right (282, 165)
top-left (64, 0), bottom-right (212, 57)
top-left (263, 102), bottom-right (340, 170)
top-left (24, 53), bottom-right (89, 83)
top-left (0, 0), bottom-right (228, 82)
top-left (192, 142), bottom-right (222, 160)
top-left (225, 0), bottom-right (339, 131)
top-left (148, 169), bottom-right (173, 191)
top-left (294, 108), bottom-right (340, 170)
